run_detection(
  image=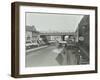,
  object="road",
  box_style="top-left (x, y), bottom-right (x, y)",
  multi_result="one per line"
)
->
top-left (25, 45), bottom-right (78, 67)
